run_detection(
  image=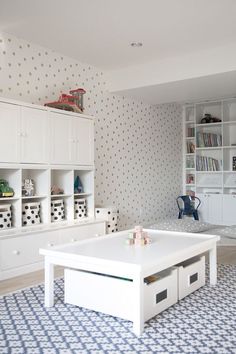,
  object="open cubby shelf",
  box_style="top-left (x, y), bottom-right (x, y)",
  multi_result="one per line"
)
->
top-left (0, 165), bottom-right (94, 231)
